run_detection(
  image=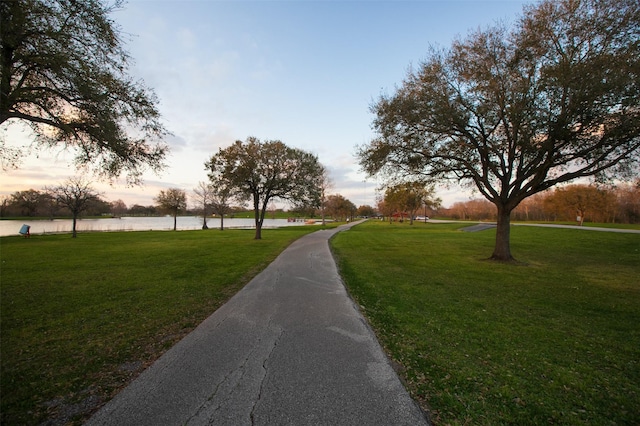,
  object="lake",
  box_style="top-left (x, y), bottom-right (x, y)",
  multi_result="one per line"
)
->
top-left (0, 216), bottom-right (311, 237)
